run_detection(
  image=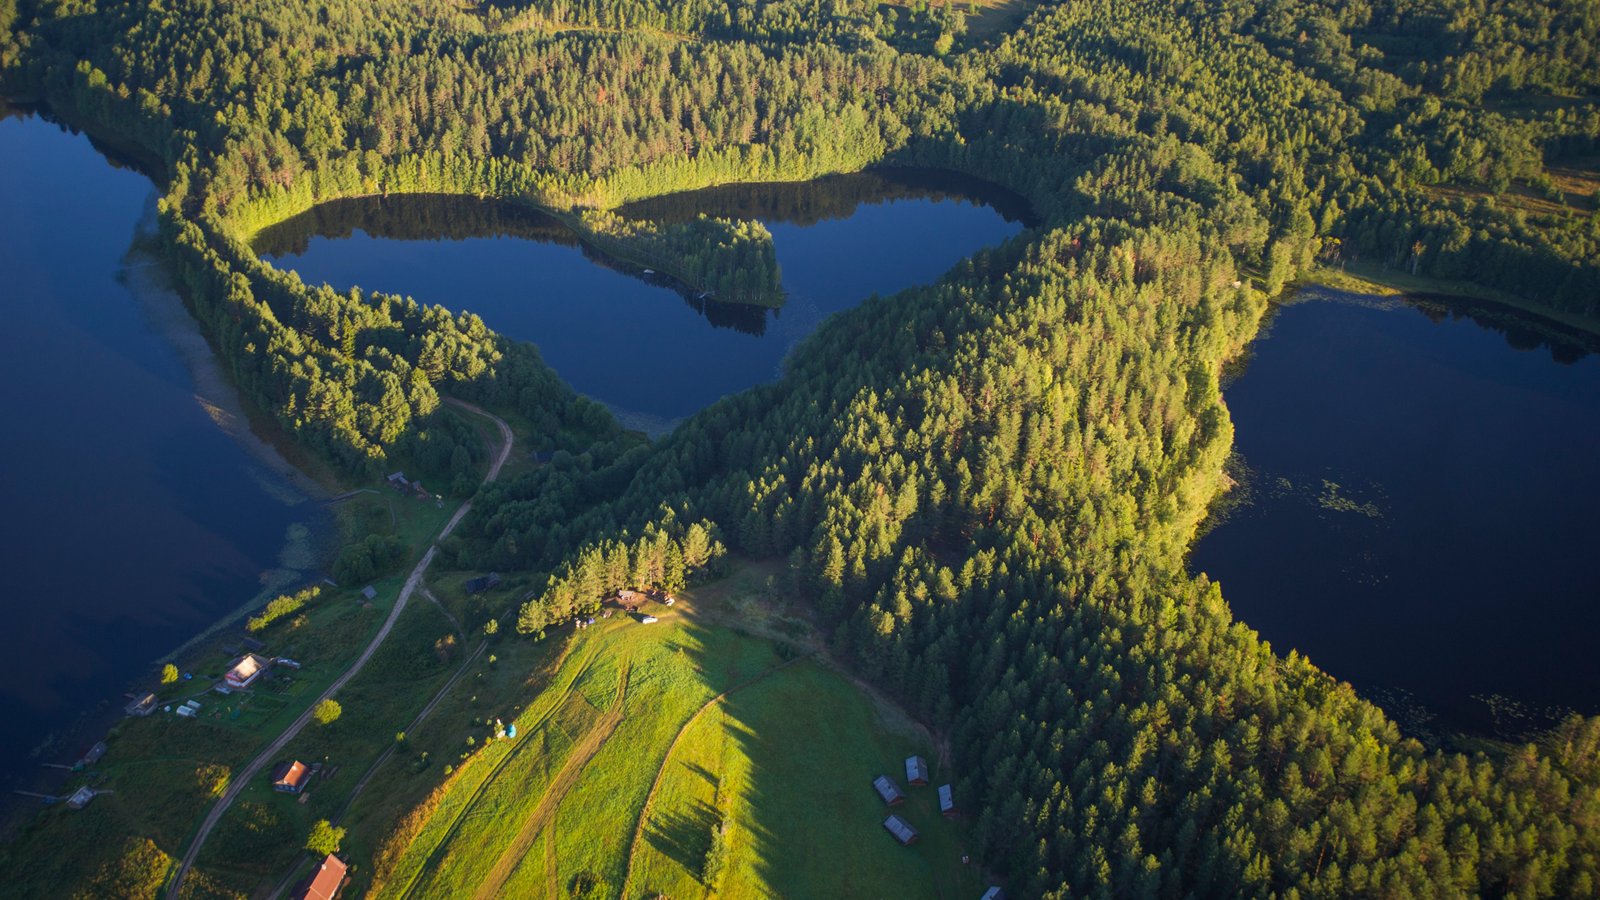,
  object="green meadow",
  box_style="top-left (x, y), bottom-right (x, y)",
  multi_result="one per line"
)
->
top-left (365, 581), bottom-right (982, 899)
